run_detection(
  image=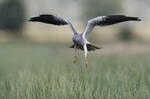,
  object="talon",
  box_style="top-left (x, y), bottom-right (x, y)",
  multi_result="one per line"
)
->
top-left (73, 58), bottom-right (77, 64)
top-left (85, 61), bottom-right (88, 67)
